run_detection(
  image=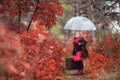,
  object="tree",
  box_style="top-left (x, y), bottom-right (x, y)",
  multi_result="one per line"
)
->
top-left (0, 0), bottom-right (65, 79)
top-left (0, 0), bottom-right (63, 32)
